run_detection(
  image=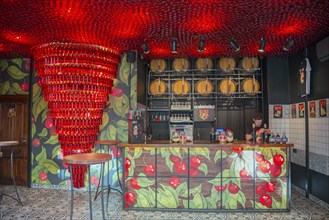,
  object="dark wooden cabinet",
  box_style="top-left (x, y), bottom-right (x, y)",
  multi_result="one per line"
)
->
top-left (0, 95), bottom-right (29, 186)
